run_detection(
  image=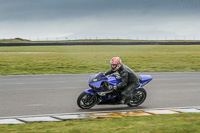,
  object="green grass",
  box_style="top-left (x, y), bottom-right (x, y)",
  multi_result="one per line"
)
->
top-left (0, 45), bottom-right (200, 75)
top-left (0, 113), bottom-right (200, 133)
